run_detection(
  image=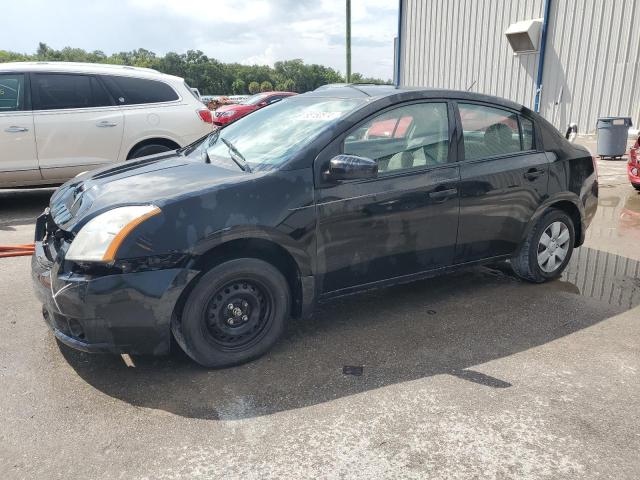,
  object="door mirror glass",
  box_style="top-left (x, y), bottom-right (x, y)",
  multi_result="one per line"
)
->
top-left (325, 154), bottom-right (378, 181)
